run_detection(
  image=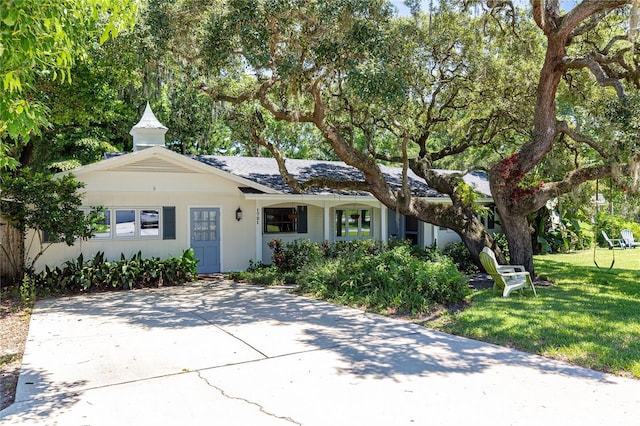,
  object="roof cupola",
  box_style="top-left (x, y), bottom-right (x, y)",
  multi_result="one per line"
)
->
top-left (129, 102), bottom-right (168, 151)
